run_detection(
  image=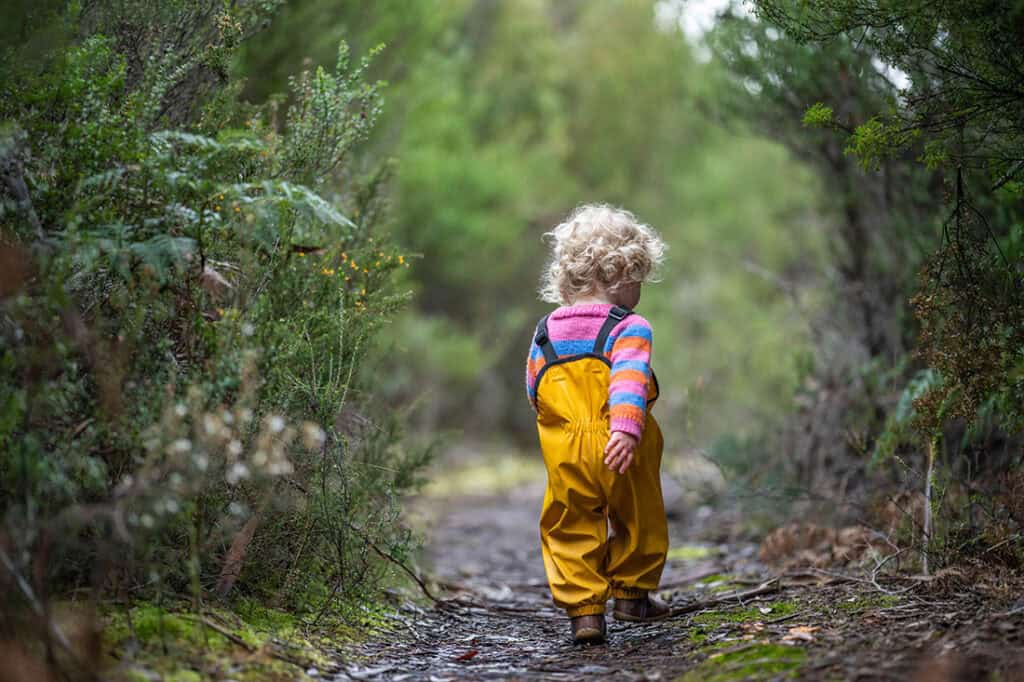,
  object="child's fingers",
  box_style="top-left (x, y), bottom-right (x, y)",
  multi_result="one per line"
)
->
top-left (606, 441), bottom-right (637, 472)
top-left (617, 451), bottom-right (634, 474)
top-left (604, 439), bottom-right (622, 464)
top-left (604, 434), bottom-right (624, 456)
